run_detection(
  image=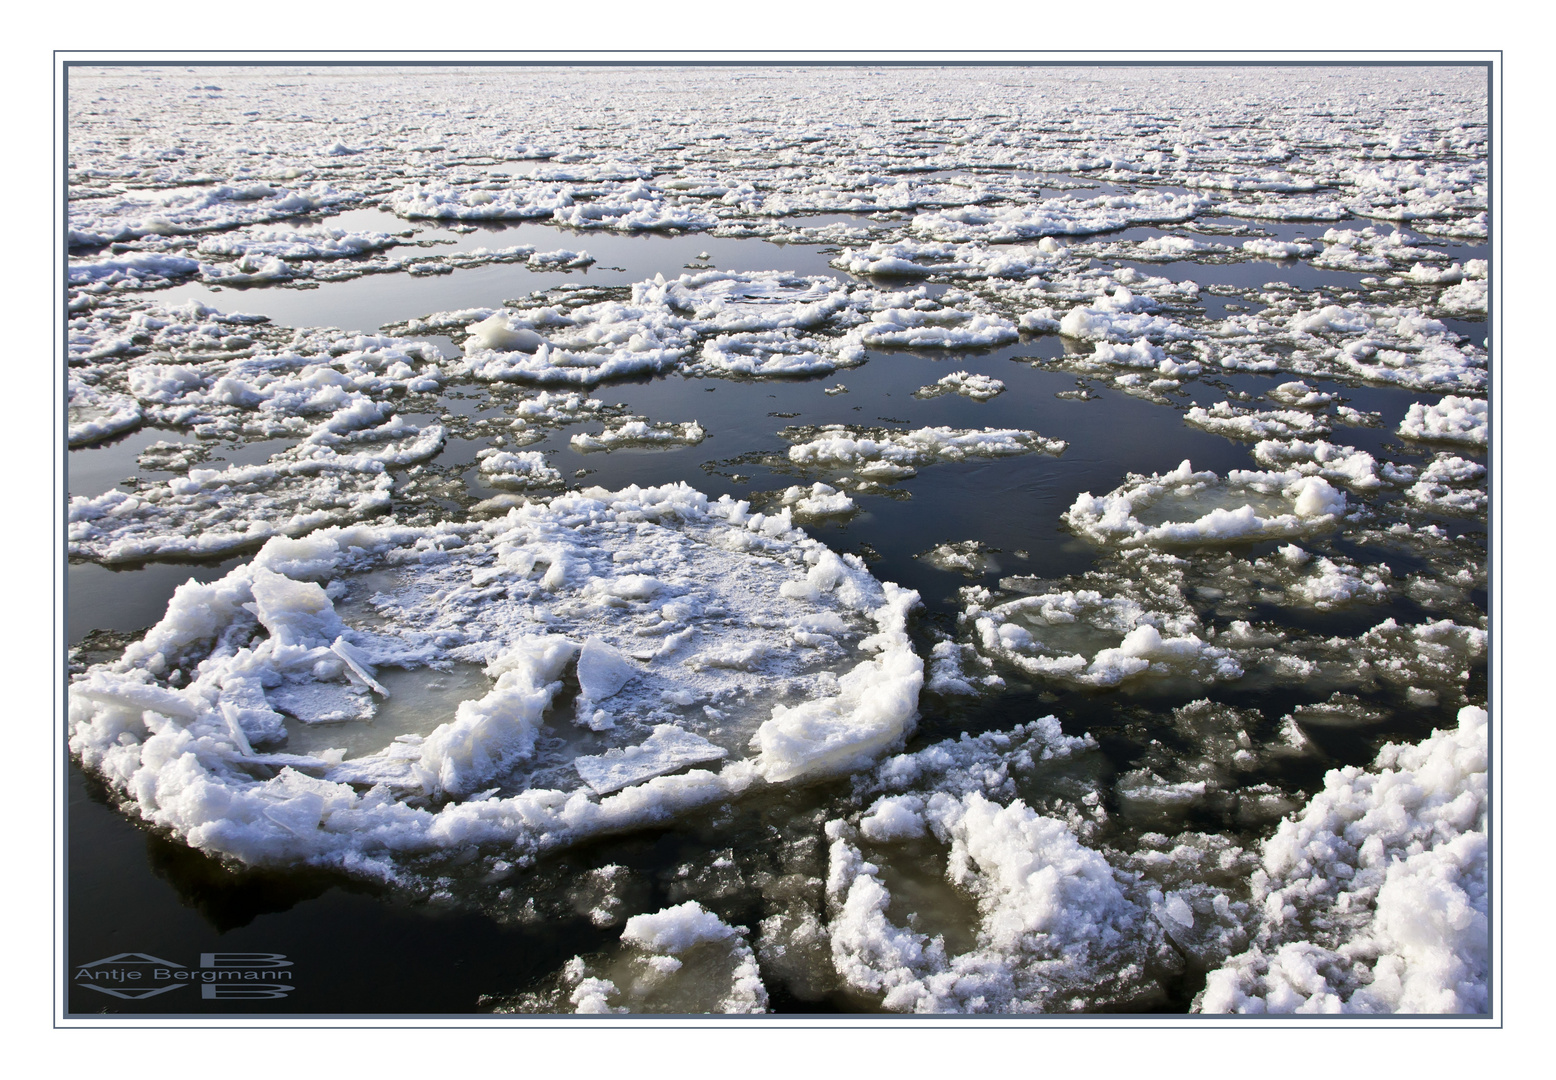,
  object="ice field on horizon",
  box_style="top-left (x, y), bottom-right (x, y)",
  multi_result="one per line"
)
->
top-left (65, 64), bottom-right (1490, 1016)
